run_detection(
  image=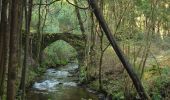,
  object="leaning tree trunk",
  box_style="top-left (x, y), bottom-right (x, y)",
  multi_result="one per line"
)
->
top-left (88, 0), bottom-right (150, 99)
